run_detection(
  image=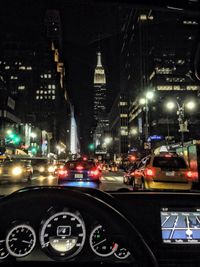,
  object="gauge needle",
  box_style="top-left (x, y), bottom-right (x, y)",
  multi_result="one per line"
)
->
top-left (93, 238), bottom-right (107, 247)
top-left (10, 238), bottom-right (17, 241)
top-left (21, 240), bottom-right (32, 244)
